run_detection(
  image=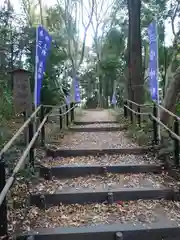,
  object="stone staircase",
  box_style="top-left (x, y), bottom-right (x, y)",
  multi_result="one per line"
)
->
top-left (16, 109), bottom-right (180, 240)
